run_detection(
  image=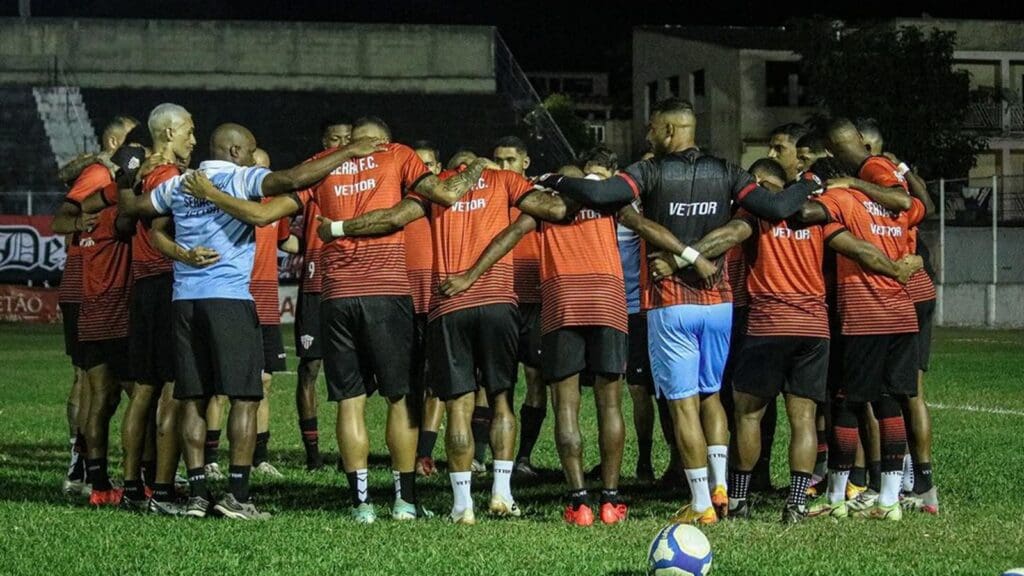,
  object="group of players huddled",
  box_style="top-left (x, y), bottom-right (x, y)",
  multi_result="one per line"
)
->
top-left (54, 96), bottom-right (938, 525)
